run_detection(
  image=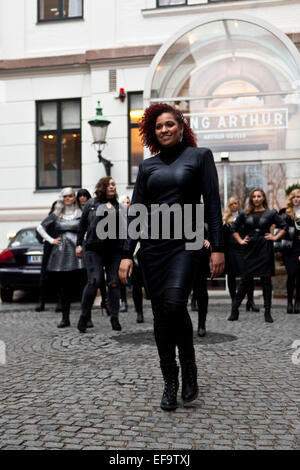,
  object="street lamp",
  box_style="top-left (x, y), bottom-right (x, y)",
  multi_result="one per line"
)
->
top-left (88, 101), bottom-right (113, 176)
